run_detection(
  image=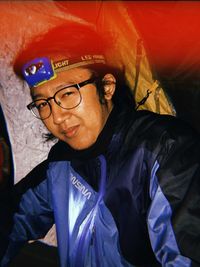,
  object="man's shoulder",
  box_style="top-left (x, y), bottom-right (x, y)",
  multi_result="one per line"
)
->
top-left (120, 109), bottom-right (199, 150)
top-left (129, 109), bottom-right (195, 136)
